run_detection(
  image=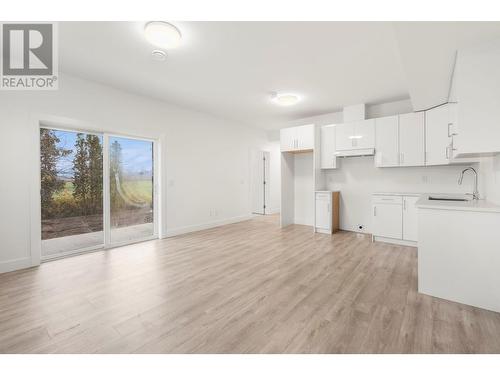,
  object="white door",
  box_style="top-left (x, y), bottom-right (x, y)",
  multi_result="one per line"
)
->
top-left (403, 196), bottom-right (419, 241)
top-left (335, 123), bottom-right (354, 151)
top-left (315, 193), bottom-right (331, 230)
top-left (251, 150), bottom-right (269, 214)
top-left (321, 125), bottom-right (337, 169)
top-left (399, 112), bottom-right (425, 166)
top-left (354, 119), bottom-right (375, 149)
top-left (372, 203), bottom-right (403, 239)
top-left (425, 105), bottom-right (452, 166)
top-left (375, 115), bottom-right (399, 167)
top-left (280, 127), bottom-right (296, 152)
top-left (296, 124), bottom-right (314, 150)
